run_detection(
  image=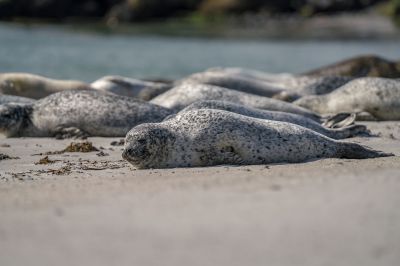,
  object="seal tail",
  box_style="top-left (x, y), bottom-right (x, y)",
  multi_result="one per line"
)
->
top-left (329, 125), bottom-right (371, 139)
top-left (338, 143), bottom-right (394, 159)
top-left (323, 113), bottom-right (356, 128)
